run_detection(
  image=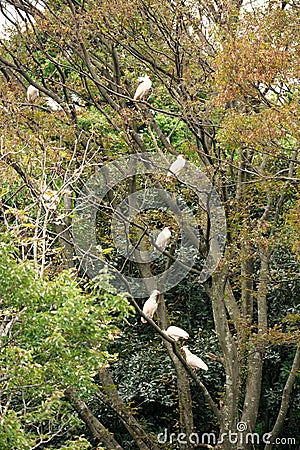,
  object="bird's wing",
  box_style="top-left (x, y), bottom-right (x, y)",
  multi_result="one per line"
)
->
top-left (155, 232), bottom-right (164, 247)
top-left (173, 159), bottom-right (184, 175)
top-left (142, 298), bottom-right (150, 314)
top-left (168, 326), bottom-right (189, 339)
top-left (167, 159), bottom-right (182, 178)
top-left (167, 161), bottom-right (177, 176)
top-left (194, 355), bottom-right (208, 371)
top-left (133, 82), bottom-right (145, 100)
top-left (143, 298), bottom-right (156, 315)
